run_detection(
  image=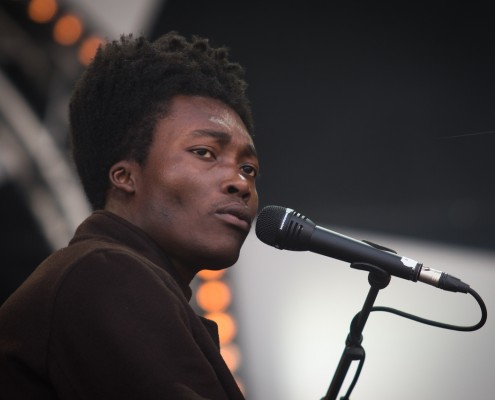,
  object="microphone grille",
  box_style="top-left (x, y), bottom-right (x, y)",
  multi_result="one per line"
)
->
top-left (255, 205), bottom-right (291, 246)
